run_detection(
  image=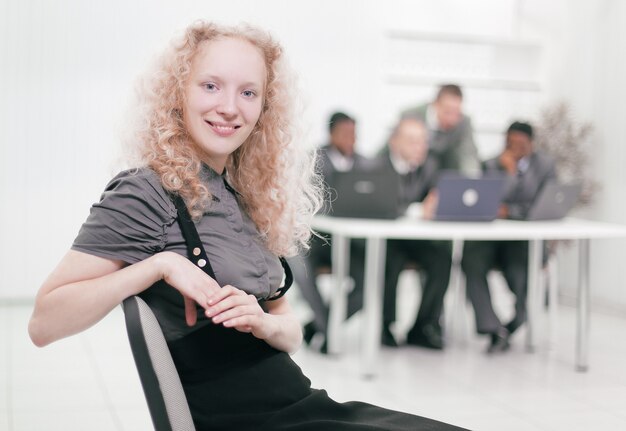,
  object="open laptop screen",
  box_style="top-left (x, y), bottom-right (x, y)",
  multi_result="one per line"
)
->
top-left (525, 182), bottom-right (582, 221)
top-left (435, 174), bottom-right (506, 222)
top-left (329, 170), bottom-right (401, 219)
